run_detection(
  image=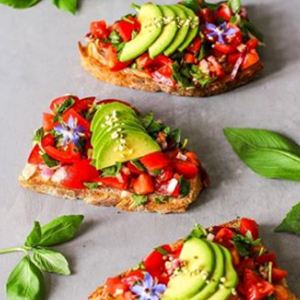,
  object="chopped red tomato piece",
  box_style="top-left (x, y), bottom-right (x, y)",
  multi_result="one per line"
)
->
top-left (230, 247), bottom-right (241, 266)
top-left (62, 108), bottom-right (90, 130)
top-left (241, 49), bottom-right (260, 70)
top-left (214, 42), bottom-right (237, 54)
top-left (200, 8), bottom-right (215, 23)
top-left (255, 252), bottom-right (276, 266)
top-left (207, 56), bottom-right (225, 78)
top-left (136, 53), bottom-right (153, 69)
top-left (228, 52), bottom-right (241, 65)
top-left (90, 20), bottom-right (109, 39)
top-left (106, 45), bottom-right (133, 71)
top-left (214, 228), bottom-right (236, 248)
top-left (126, 161), bottom-right (144, 175)
top-left (244, 269), bottom-right (275, 300)
top-left (140, 152), bottom-right (170, 171)
top-left (272, 268), bottom-right (288, 282)
top-left (274, 285), bottom-right (289, 300)
top-left (133, 173), bottom-right (155, 195)
top-left (43, 113), bottom-right (57, 131)
top-left (237, 258), bottom-right (255, 275)
top-left (105, 277), bottom-right (129, 297)
top-left (173, 160), bottom-right (198, 179)
top-left (239, 218), bottom-right (259, 240)
top-left (95, 174), bottom-right (129, 190)
top-left (114, 20), bottom-right (136, 42)
top-left (247, 38), bottom-right (259, 50)
top-left (187, 36), bottom-right (202, 54)
top-left (72, 97), bottom-right (95, 112)
top-left (44, 144), bottom-right (81, 164)
top-left (216, 4), bottom-right (232, 21)
top-left (185, 151), bottom-right (200, 166)
top-left (156, 167), bottom-right (174, 183)
top-left (184, 53), bottom-right (197, 64)
top-left (123, 270), bottom-right (144, 286)
top-left (151, 65), bottom-right (176, 87)
top-left (50, 95), bottom-right (78, 113)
